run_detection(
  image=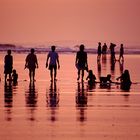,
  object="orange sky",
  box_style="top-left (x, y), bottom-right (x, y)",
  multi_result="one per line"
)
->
top-left (0, 0), bottom-right (140, 45)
